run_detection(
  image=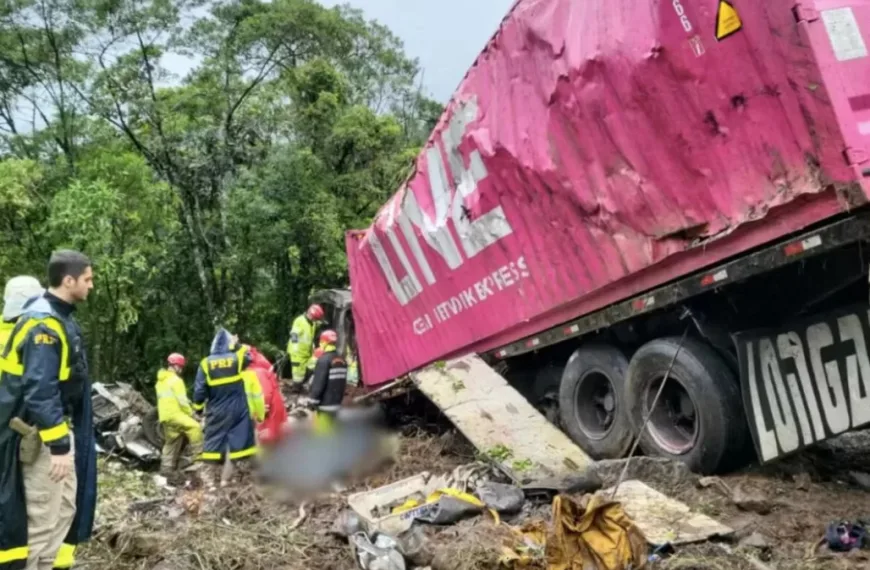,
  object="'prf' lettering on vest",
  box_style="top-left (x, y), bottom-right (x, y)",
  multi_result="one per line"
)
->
top-left (364, 97), bottom-right (515, 306)
top-left (209, 358), bottom-right (234, 370)
top-left (34, 334), bottom-right (56, 345)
